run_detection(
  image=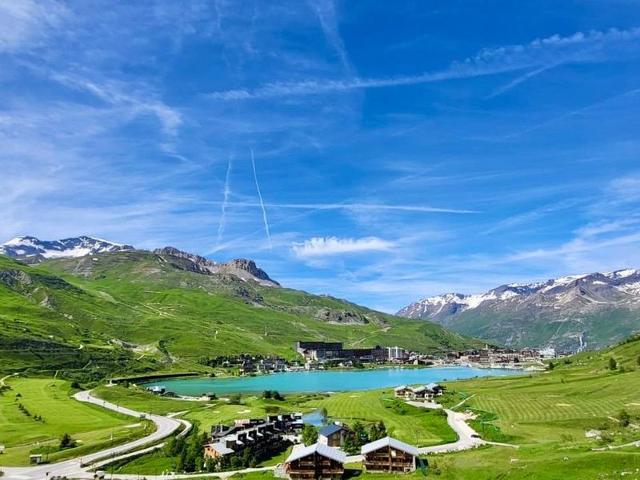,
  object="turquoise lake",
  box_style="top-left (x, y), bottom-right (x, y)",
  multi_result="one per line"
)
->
top-left (142, 366), bottom-right (521, 396)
